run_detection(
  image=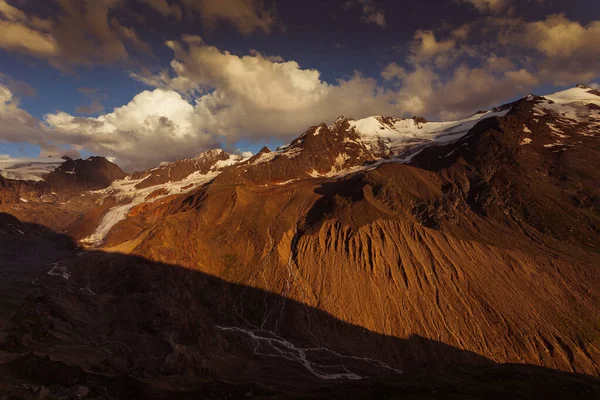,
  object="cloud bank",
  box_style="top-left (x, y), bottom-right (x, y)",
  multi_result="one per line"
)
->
top-left (0, 0), bottom-right (280, 68)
